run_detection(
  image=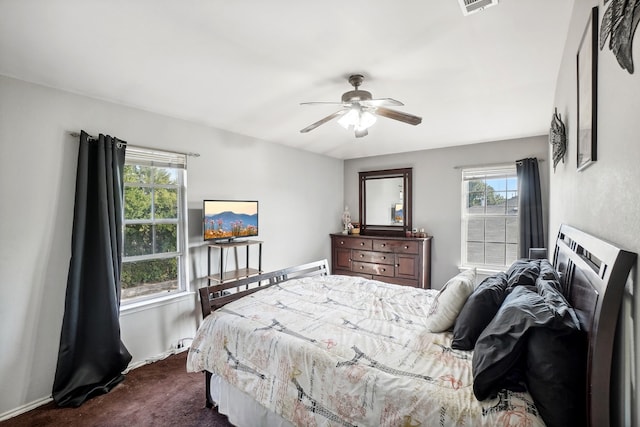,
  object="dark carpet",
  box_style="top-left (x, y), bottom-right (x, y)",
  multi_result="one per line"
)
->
top-left (2, 351), bottom-right (234, 427)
